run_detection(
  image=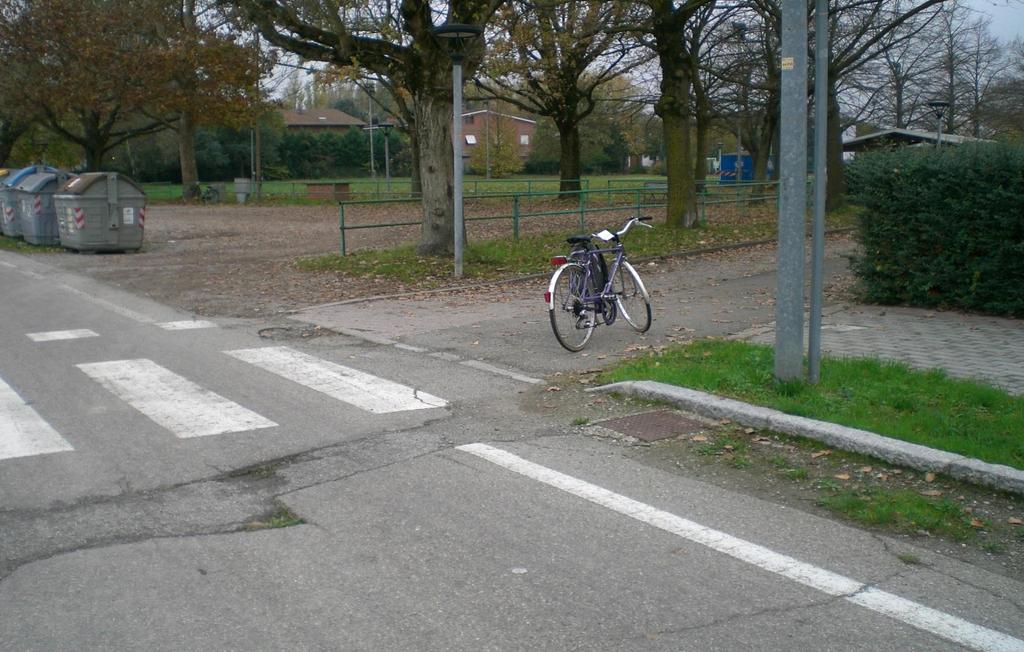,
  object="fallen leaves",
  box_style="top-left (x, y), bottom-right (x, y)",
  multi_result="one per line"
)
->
top-left (1008, 517), bottom-right (1023, 526)
top-left (919, 489), bottom-right (943, 497)
top-left (925, 472), bottom-right (936, 483)
top-left (810, 450), bottom-right (832, 459)
top-left (834, 473), bottom-right (851, 481)
top-left (545, 386), bottom-right (562, 392)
